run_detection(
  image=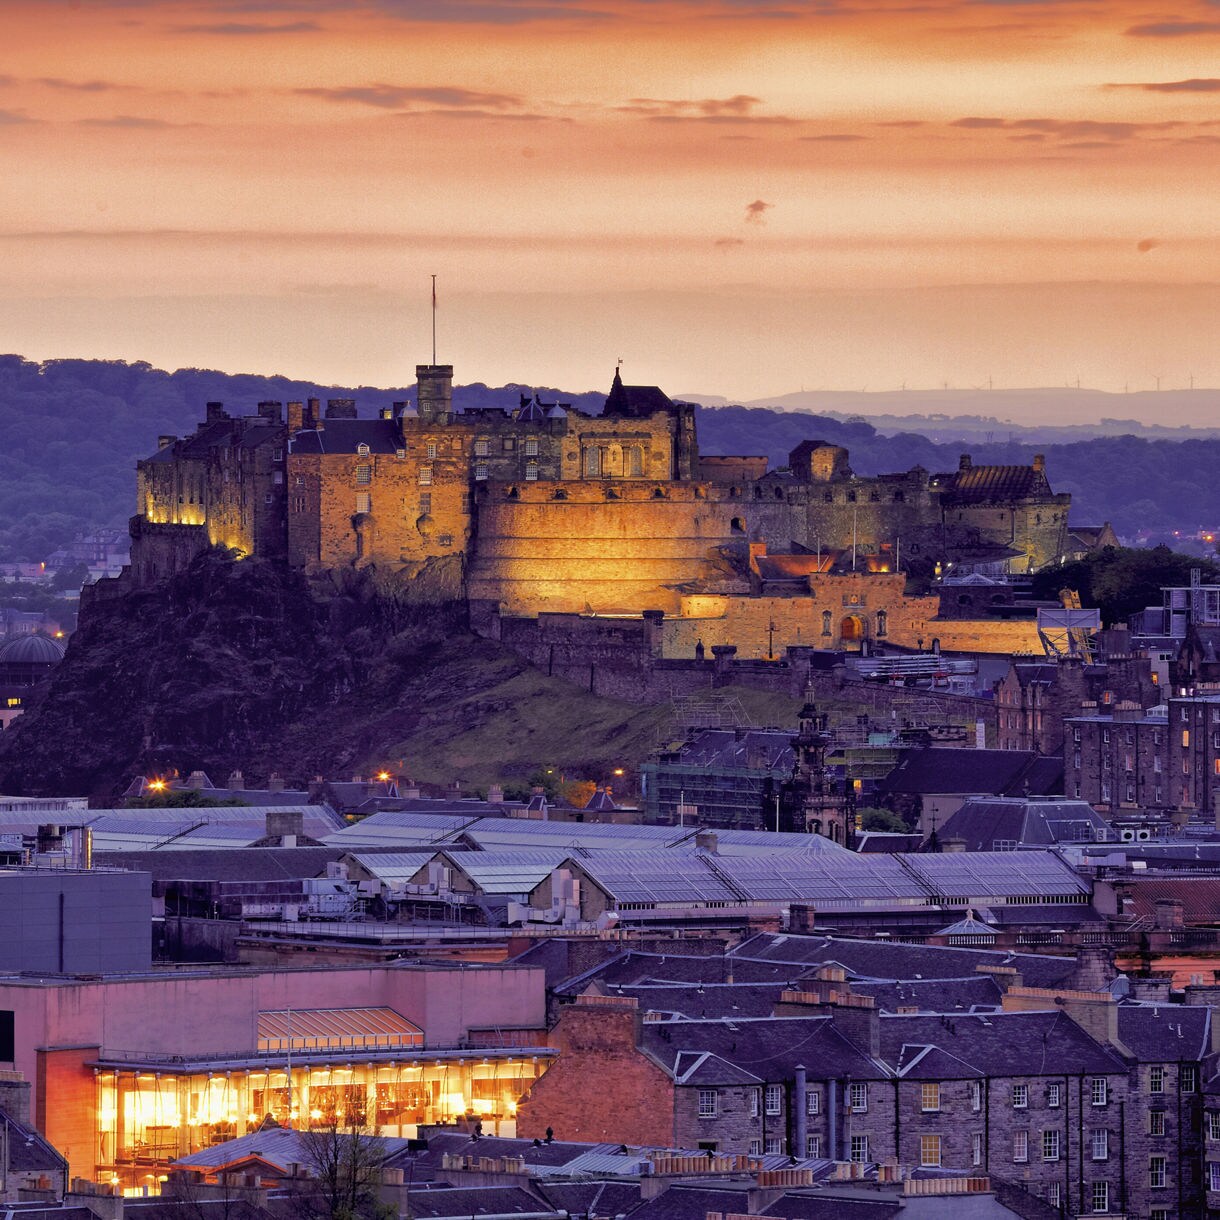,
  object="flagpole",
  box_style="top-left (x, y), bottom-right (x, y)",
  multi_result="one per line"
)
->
top-left (431, 274), bottom-right (437, 365)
